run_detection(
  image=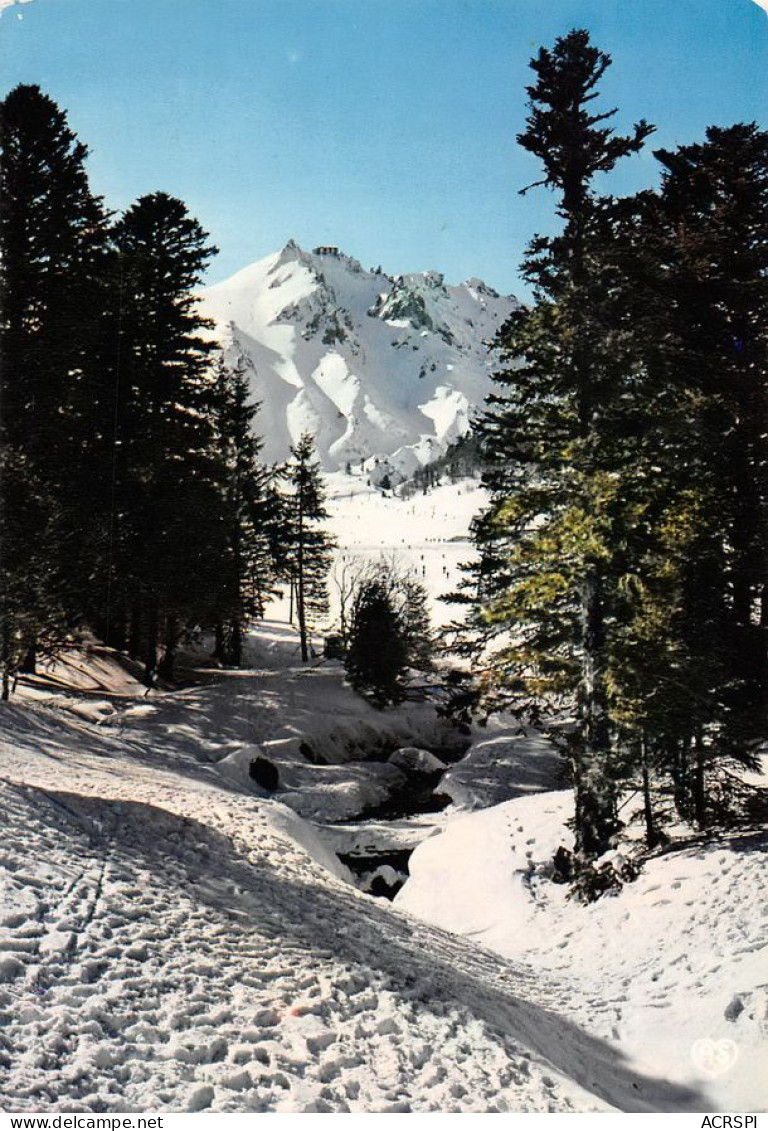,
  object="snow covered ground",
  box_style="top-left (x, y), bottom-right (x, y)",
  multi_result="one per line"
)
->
top-left (1, 619), bottom-right (763, 1113)
top-left (2, 481), bottom-right (766, 1113)
top-left (398, 792), bottom-right (768, 1112)
top-left (323, 473), bottom-right (486, 627)
top-left (0, 628), bottom-right (685, 1114)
